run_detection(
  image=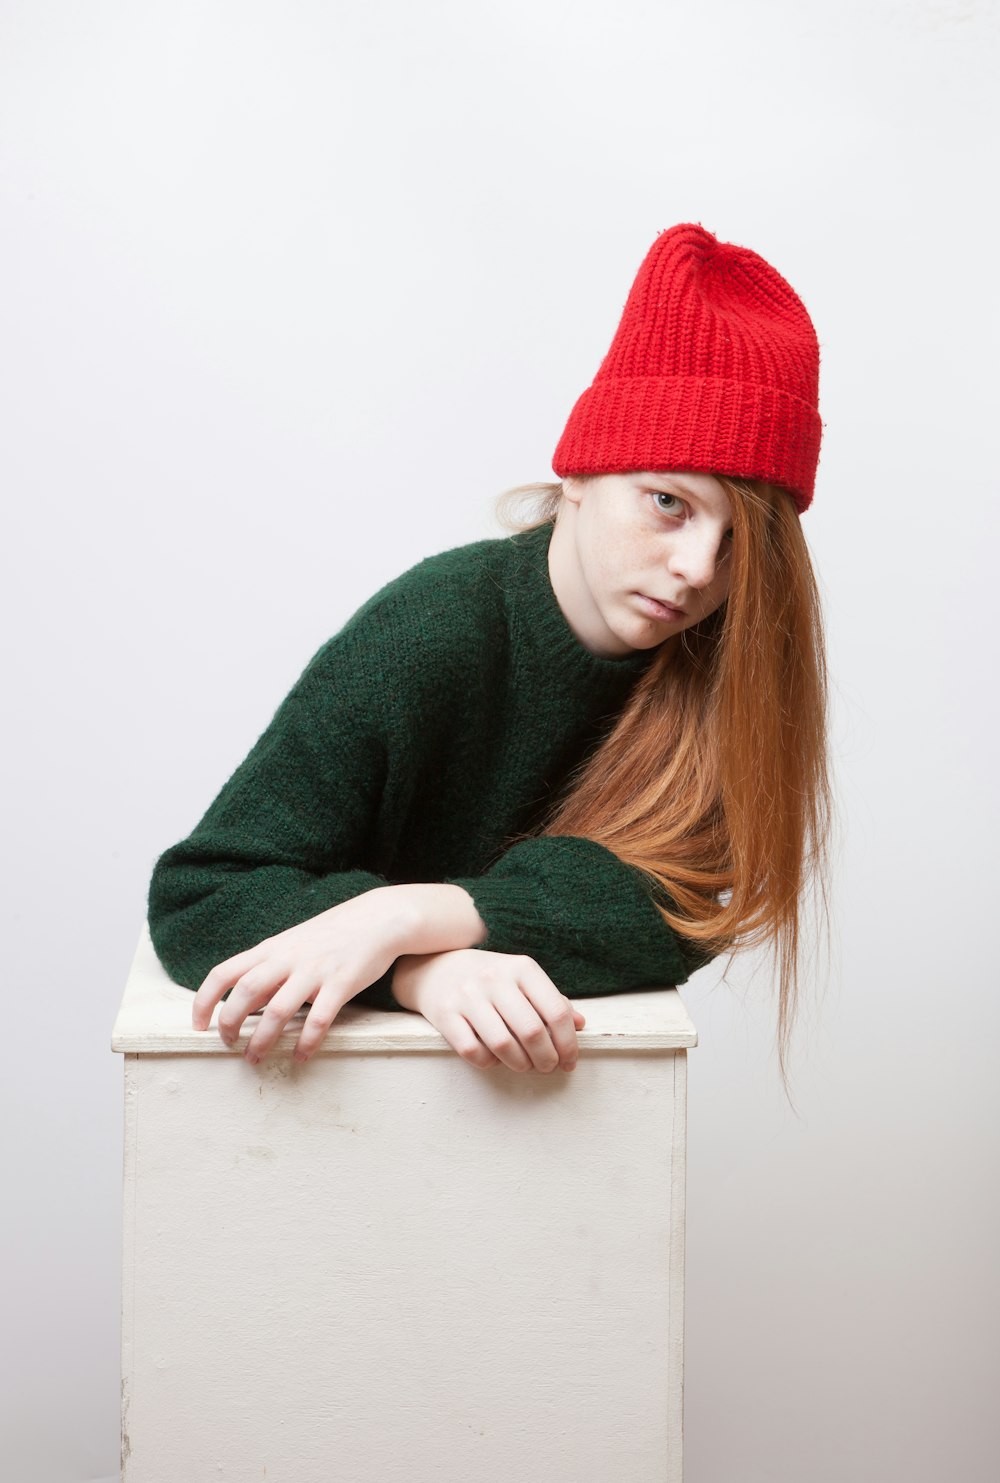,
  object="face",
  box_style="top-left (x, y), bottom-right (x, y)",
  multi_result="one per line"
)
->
top-left (548, 470), bottom-right (734, 659)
